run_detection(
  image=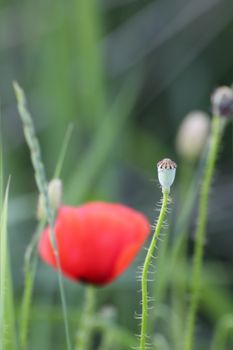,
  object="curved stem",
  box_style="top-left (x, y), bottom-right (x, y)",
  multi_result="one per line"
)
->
top-left (184, 115), bottom-right (223, 350)
top-left (75, 286), bottom-right (95, 350)
top-left (140, 189), bottom-right (170, 350)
